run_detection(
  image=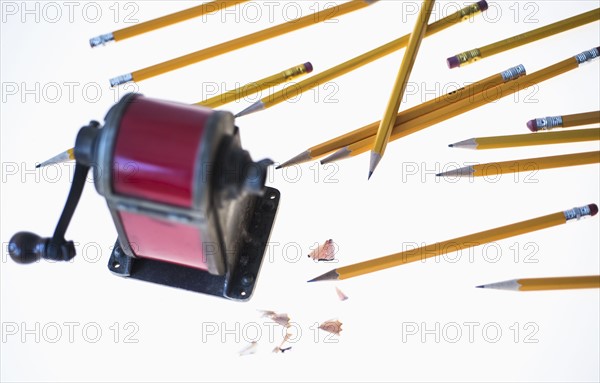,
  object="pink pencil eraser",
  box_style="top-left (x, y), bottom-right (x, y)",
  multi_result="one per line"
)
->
top-left (447, 56), bottom-right (460, 69)
top-left (477, 1), bottom-right (489, 11)
top-left (526, 119), bottom-right (538, 132)
top-left (589, 204), bottom-right (598, 216)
